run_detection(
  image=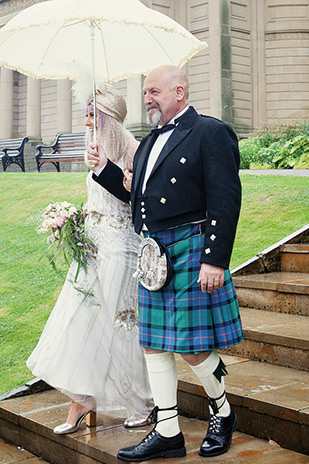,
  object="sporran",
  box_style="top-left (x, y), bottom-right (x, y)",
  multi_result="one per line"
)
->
top-left (134, 237), bottom-right (173, 291)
